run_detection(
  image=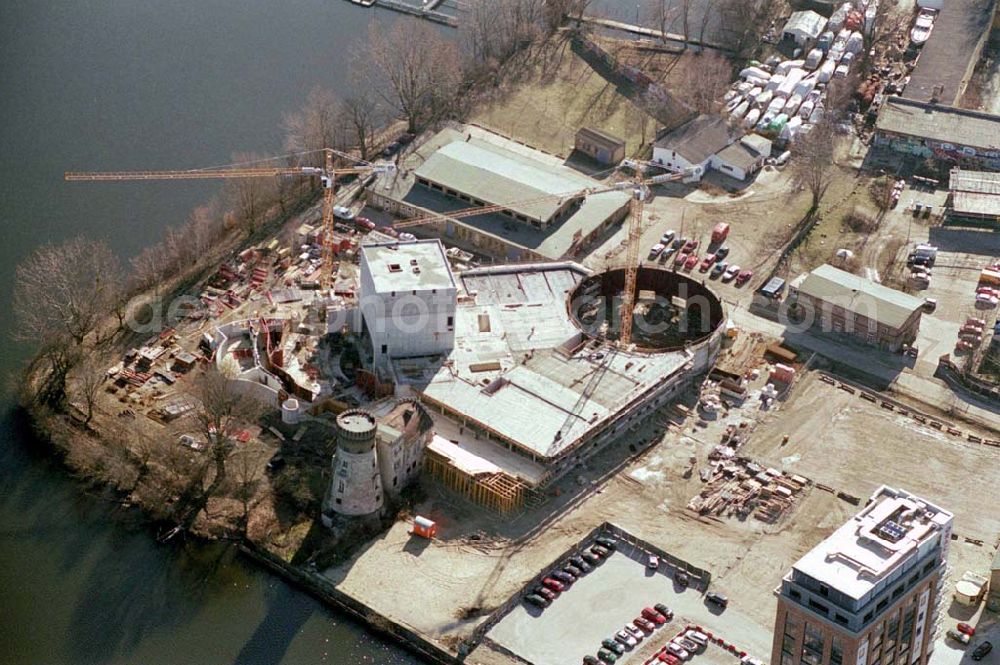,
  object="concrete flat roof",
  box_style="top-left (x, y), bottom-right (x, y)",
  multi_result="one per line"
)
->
top-left (360, 239), bottom-right (455, 293)
top-left (902, 0), bottom-right (997, 105)
top-left (402, 263), bottom-right (690, 465)
top-left (793, 486), bottom-right (953, 600)
top-left (876, 97), bottom-right (1000, 152)
top-left (792, 263), bottom-right (924, 330)
top-left (377, 126), bottom-right (630, 260)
